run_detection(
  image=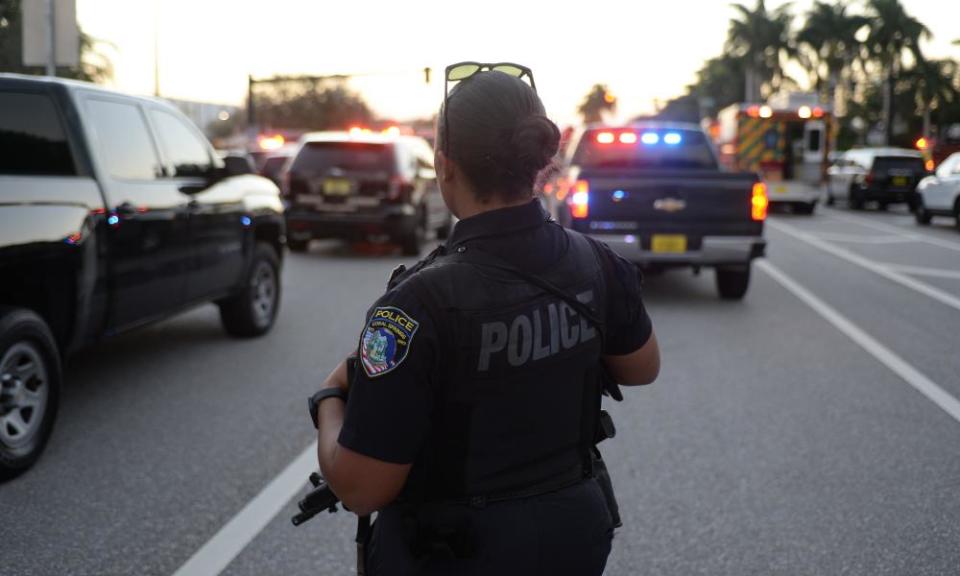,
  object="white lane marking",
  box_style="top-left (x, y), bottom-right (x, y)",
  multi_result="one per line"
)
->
top-left (884, 264), bottom-right (960, 280)
top-left (824, 209), bottom-right (960, 254)
top-left (768, 219), bottom-right (960, 313)
top-left (171, 442), bottom-right (318, 576)
top-left (813, 232), bottom-right (913, 245)
top-left (757, 260), bottom-right (960, 425)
